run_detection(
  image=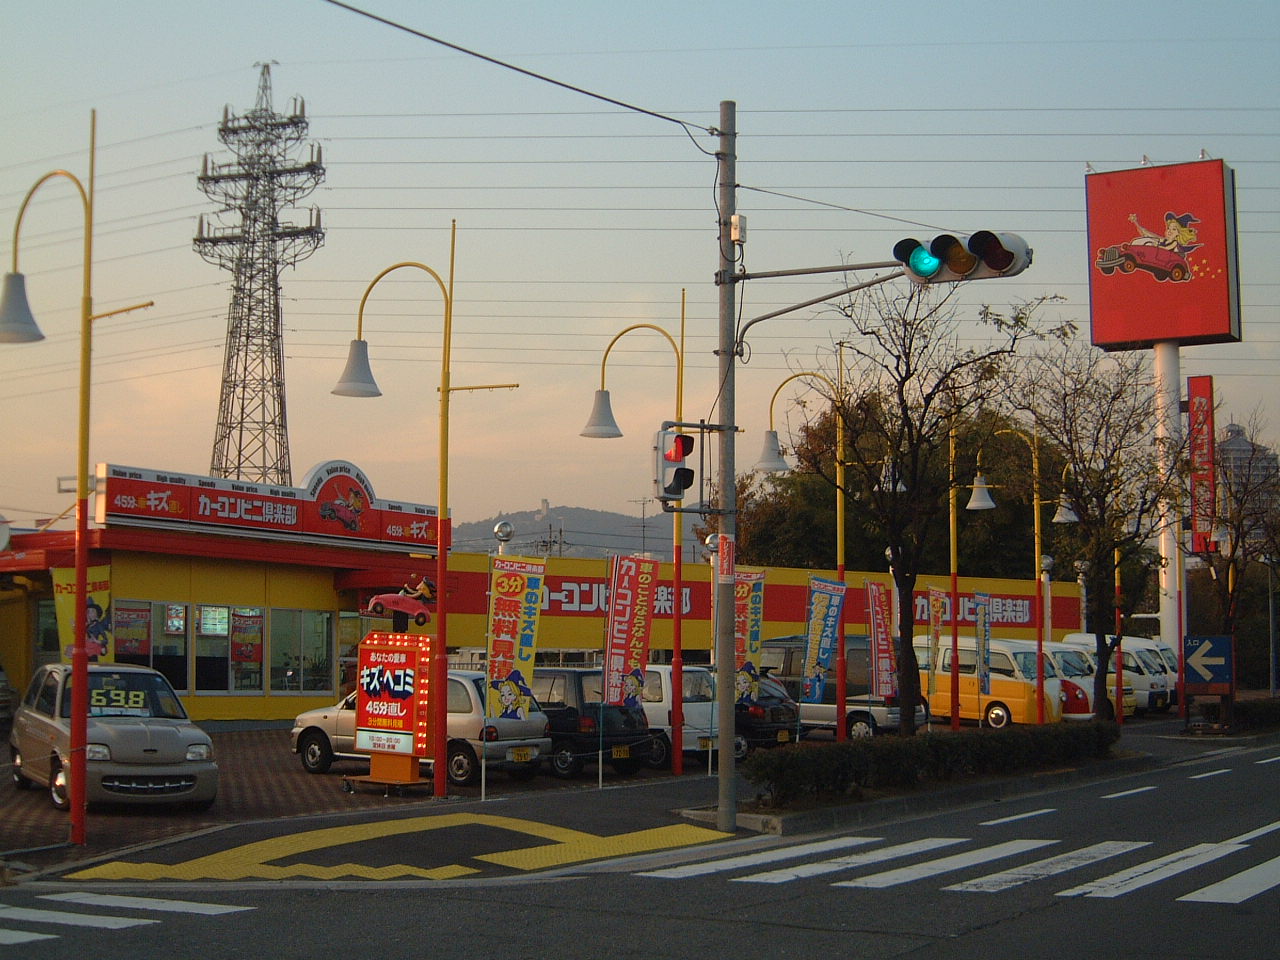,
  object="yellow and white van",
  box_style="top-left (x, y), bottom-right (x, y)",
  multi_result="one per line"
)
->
top-left (912, 635), bottom-right (1063, 728)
